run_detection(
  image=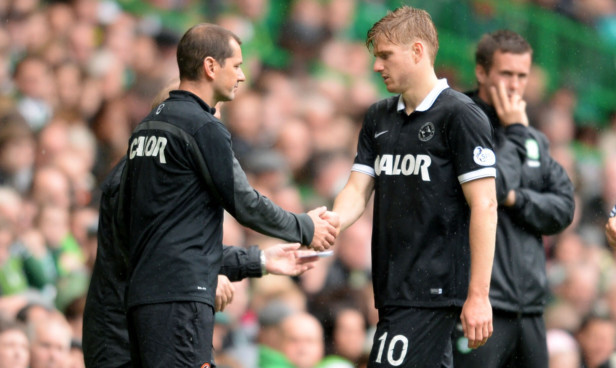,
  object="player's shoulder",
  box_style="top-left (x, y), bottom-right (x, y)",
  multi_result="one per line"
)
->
top-left (368, 95), bottom-right (399, 113)
top-left (438, 88), bottom-right (479, 109)
top-left (438, 88), bottom-right (489, 122)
